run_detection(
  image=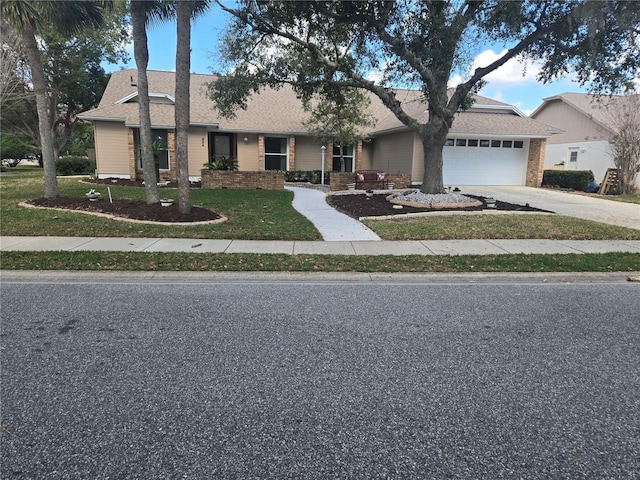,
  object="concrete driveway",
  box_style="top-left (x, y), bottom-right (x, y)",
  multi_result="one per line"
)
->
top-left (462, 186), bottom-right (640, 230)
